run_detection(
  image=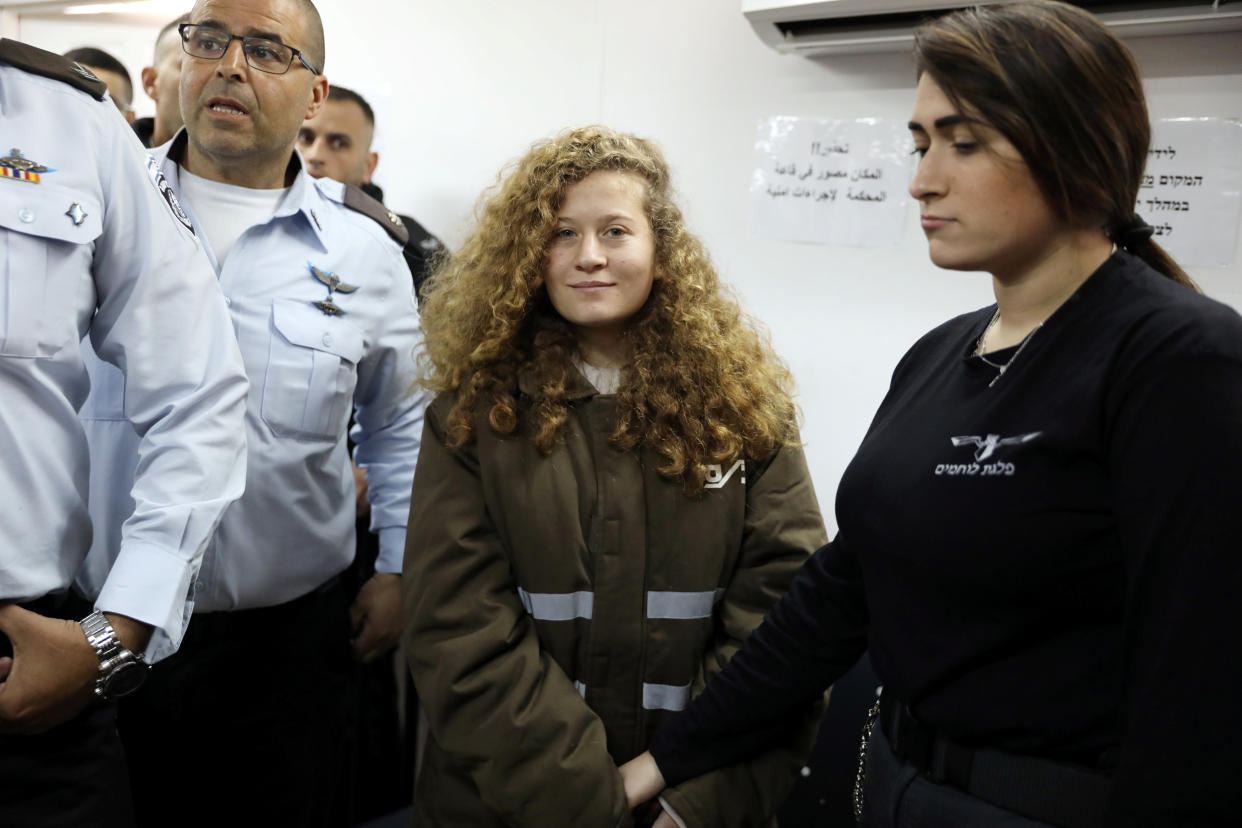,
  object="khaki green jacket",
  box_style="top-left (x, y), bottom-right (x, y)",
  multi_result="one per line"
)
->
top-left (403, 370), bottom-right (828, 827)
